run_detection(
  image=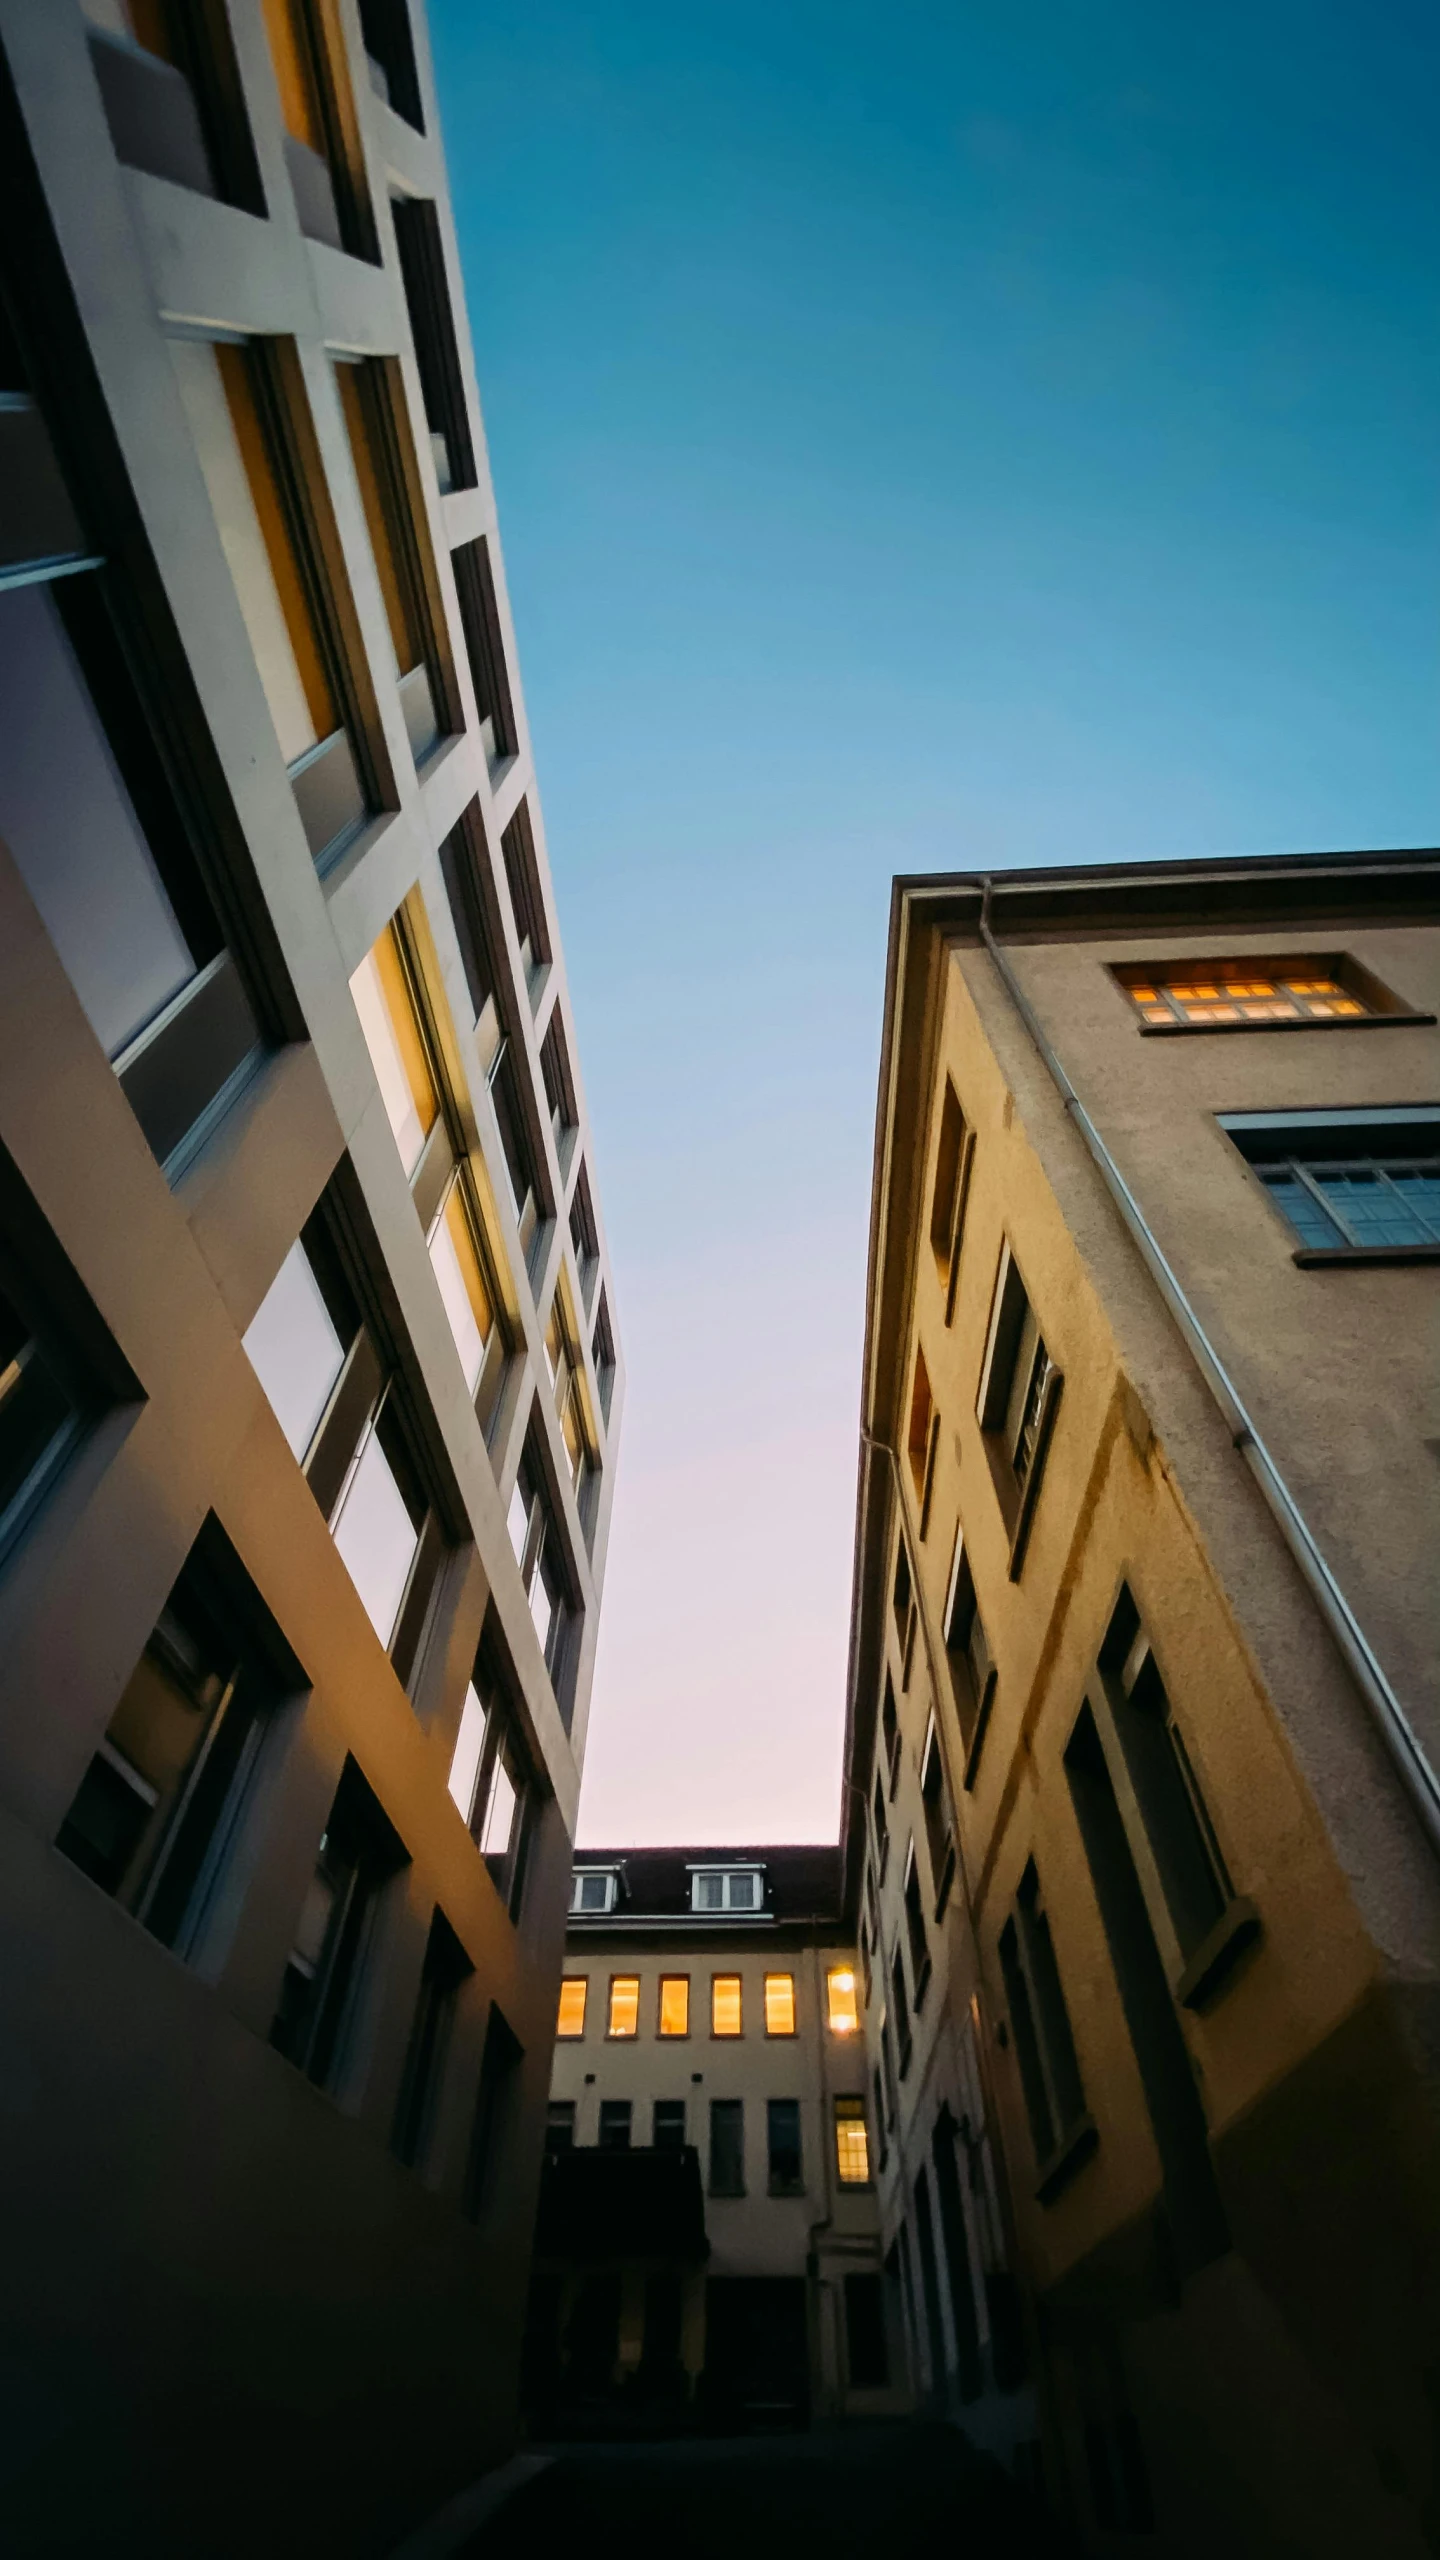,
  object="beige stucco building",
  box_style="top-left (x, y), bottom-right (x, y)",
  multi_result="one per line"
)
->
top-left (536, 1847), bottom-right (906, 2429)
top-left (848, 853), bottom-right (1440, 2552)
top-left (0, 4), bottom-right (620, 2550)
